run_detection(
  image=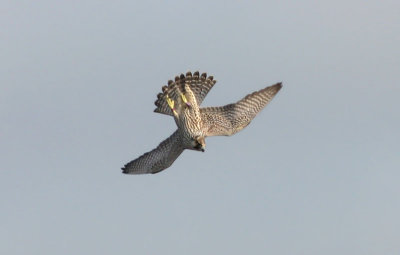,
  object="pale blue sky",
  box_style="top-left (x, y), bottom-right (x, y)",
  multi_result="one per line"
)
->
top-left (1, 1), bottom-right (399, 254)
